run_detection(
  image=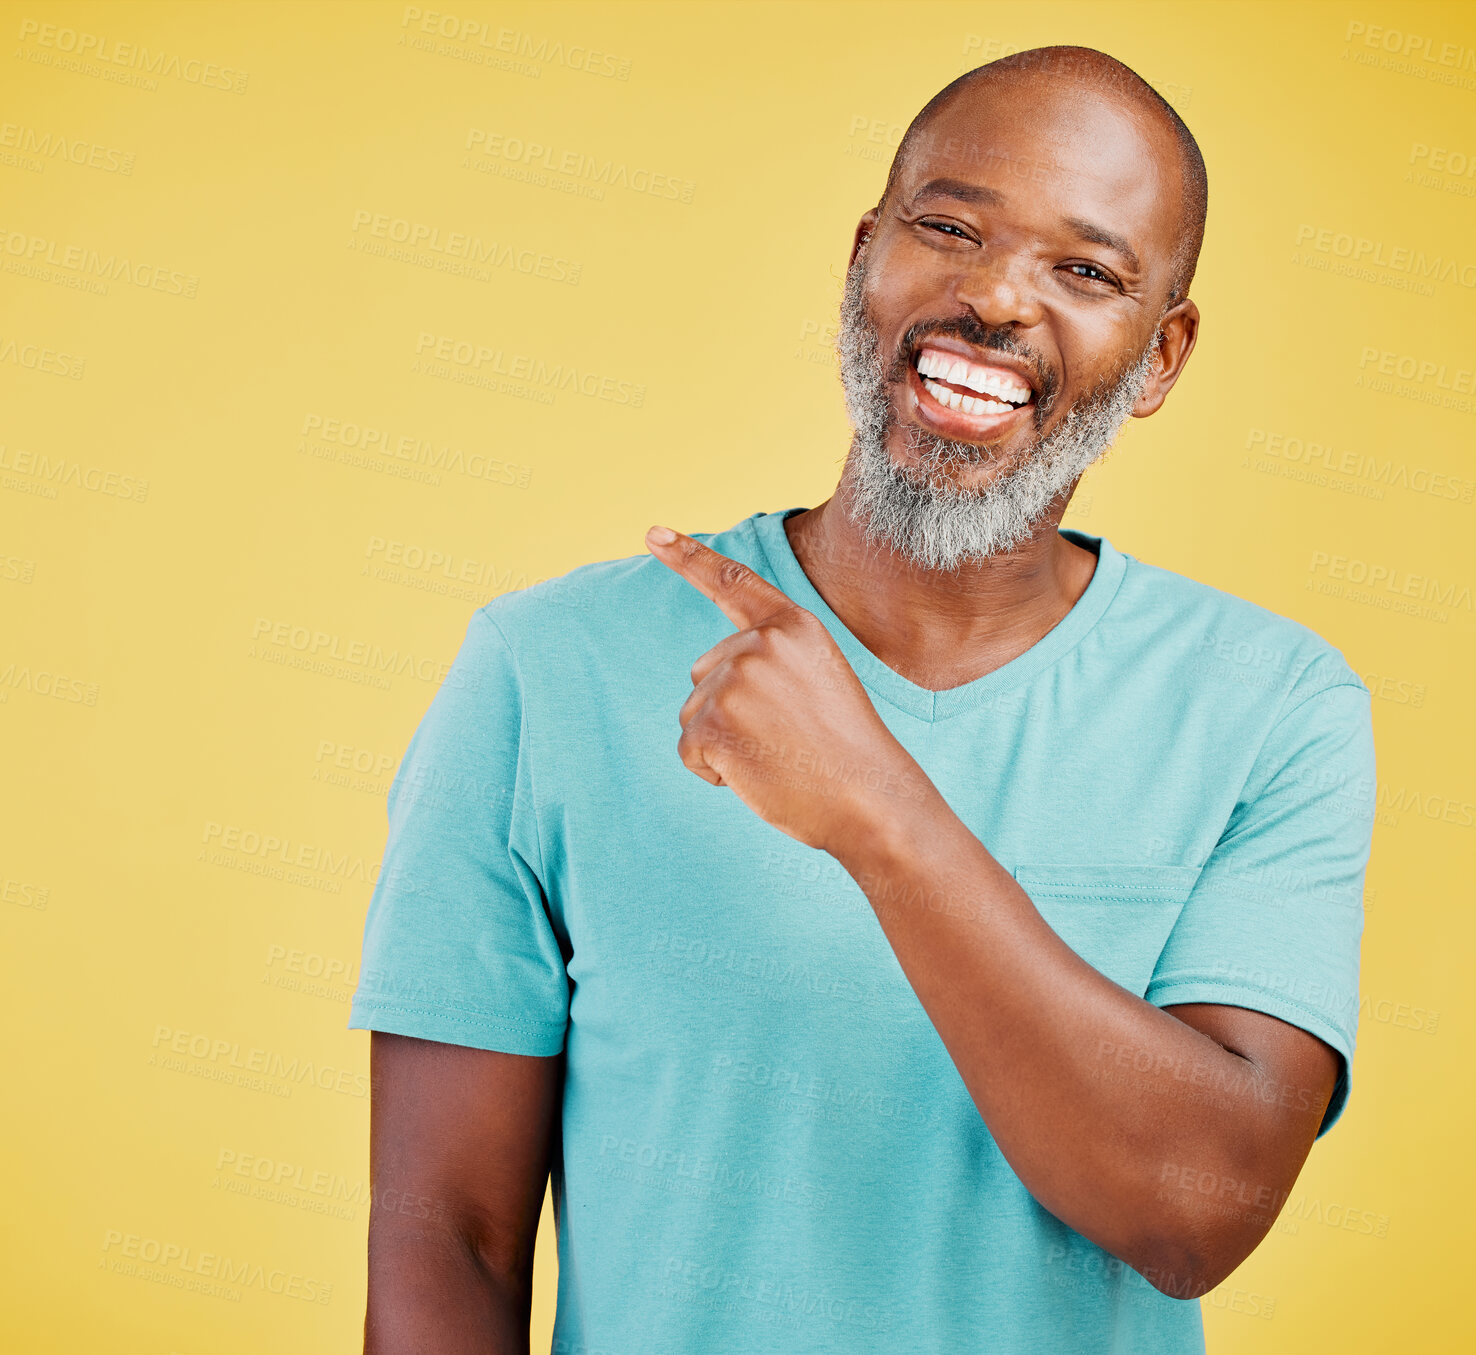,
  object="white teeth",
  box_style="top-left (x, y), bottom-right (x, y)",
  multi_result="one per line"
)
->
top-left (916, 348), bottom-right (1031, 404)
top-left (923, 378), bottom-right (1012, 416)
